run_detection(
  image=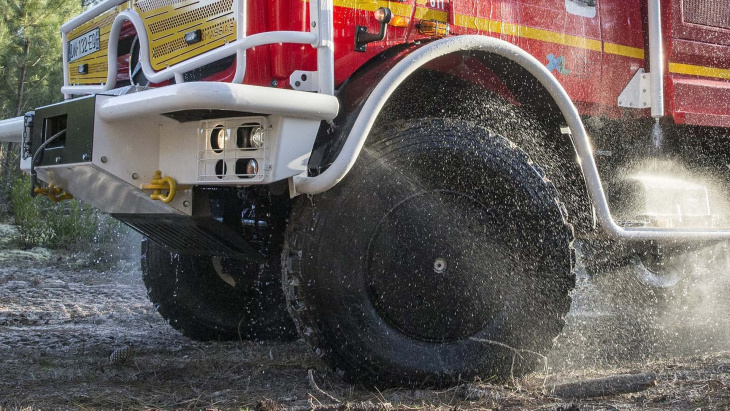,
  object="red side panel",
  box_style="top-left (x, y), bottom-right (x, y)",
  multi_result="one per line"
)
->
top-left (517, 0), bottom-right (603, 104)
top-left (598, 0), bottom-right (646, 110)
top-left (667, 0), bottom-right (730, 127)
top-left (449, 0), bottom-right (605, 106)
top-left (672, 78), bottom-right (730, 126)
top-left (240, 0), bottom-right (729, 127)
